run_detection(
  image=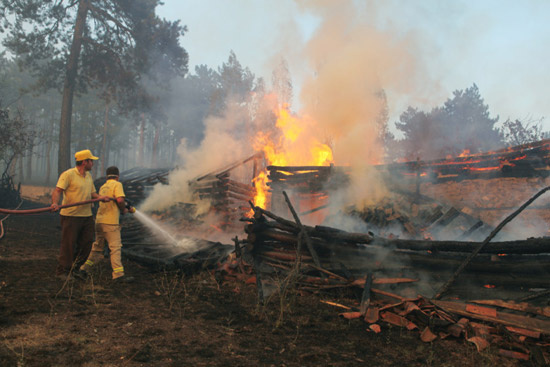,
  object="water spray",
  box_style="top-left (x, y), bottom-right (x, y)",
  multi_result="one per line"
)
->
top-left (132, 209), bottom-right (179, 245)
top-left (130, 206), bottom-right (213, 253)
